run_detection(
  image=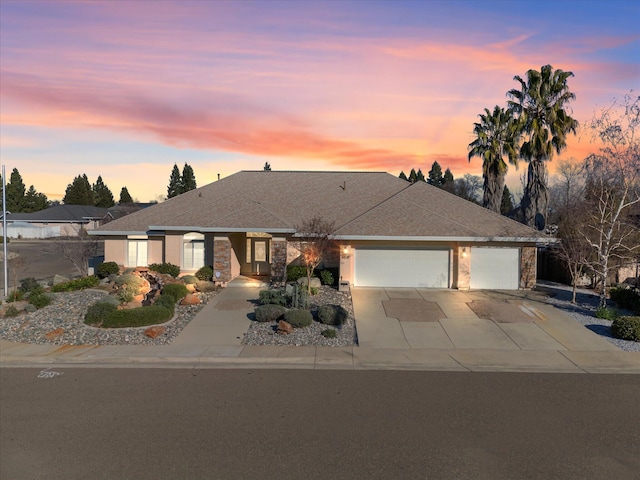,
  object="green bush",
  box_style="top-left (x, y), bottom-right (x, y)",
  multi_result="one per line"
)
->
top-left (161, 283), bottom-right (189, 303)
top-left (116, 284), bottom-right (137, 304)
top-left (154, 294), bottom-right (176, 312)
top-left (317, 304), bottom-right (348, 326)
top-left (25, 285), bottom-right (45, 298)
top-left (320, 270), bottom-right (334, 286)
top-left (28, 292), bottom-right (52, 309)
top-left (149, 262), bottom-right (181, 278)
top-left (84, 302), bottom-right (118, 326)
top-left (286, 265), bottom-right (308, 282)
top-left (96, 261), bottom-right (120, 278)
top-left (101, 305), bottom-right (173, 328)
top-left (195, 281), bottom-right (217, 292)
top-left (6, 289), bottom-right (24, 302)
top-left (96, 295), bottom-right (120, 306)
top-left (310, 286), bottom-right (319, 296)
top-left (595, 306), bottom-right (618, 321)
top-left (51, 275), bottom-right (100, 292)
top-left (24, 304), bottom-right (37, 314)
top-left (610, 287), bottom-right (640, 314)
top-left (259, 289), bottom-right (287, 306)
top-left (321, 328), bottom-right (337, 338)
top-left (0, 236), bottom-right (8, 243)
top-left (113, 274), bottom-right (145, 288)
top-left (181, 275), bottom-right (199, 285)
top-left (19, 277), bottom-right (41, 294)
top-left (284, 308), bottom-right (313, 328)
top-left (195, 266), bottom-right (213, 281)
top-left (255, 304), bottom-right (287, 322)
top-left (611, 316), bottom-right (640, 342)
top-left (4, 305), bottom-right (20, 317)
